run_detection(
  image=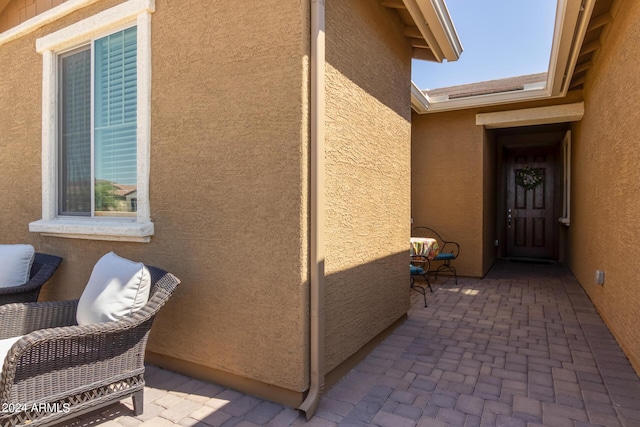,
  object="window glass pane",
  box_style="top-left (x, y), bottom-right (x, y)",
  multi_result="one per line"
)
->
top-left (59, 46), bottom-right (91, 216)
top-left (94, 27), bottom-right (137, 216)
